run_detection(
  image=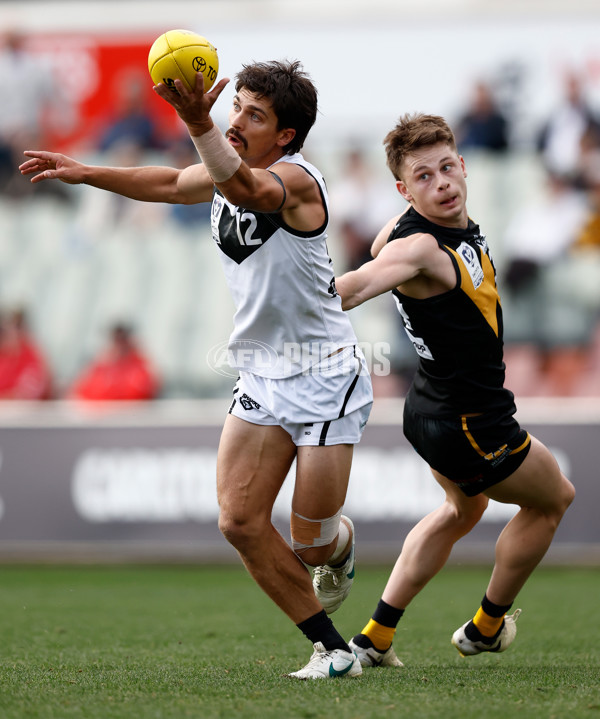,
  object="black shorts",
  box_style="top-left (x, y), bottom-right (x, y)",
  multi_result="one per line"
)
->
top-left (403, 402), bottom-right (531, 496)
